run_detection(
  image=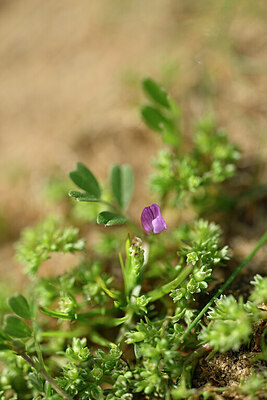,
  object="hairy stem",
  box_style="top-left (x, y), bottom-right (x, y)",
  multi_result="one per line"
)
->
top-left (181, 230), bottom-right (267, 342)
